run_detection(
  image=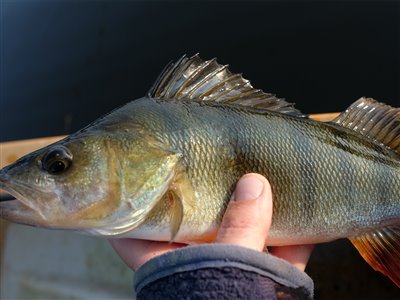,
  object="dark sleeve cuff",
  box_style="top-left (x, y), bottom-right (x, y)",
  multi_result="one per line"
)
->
top-left (134, 244), bottom-right (314, 299)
